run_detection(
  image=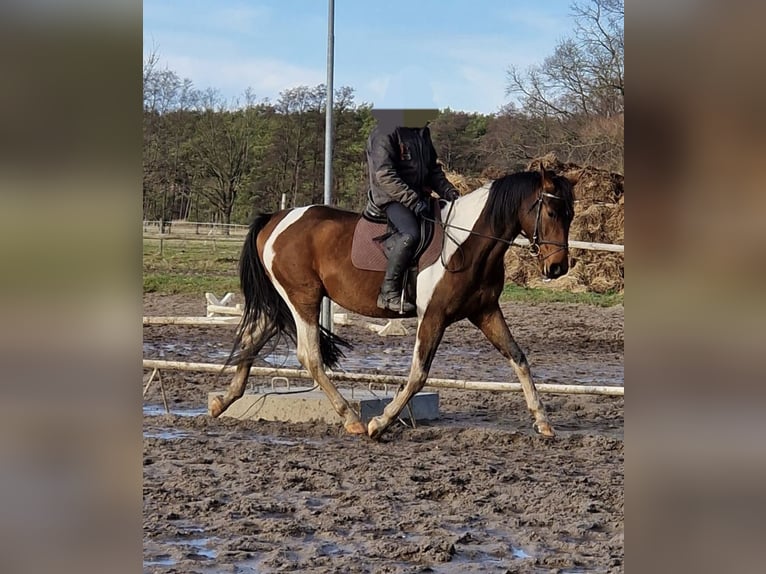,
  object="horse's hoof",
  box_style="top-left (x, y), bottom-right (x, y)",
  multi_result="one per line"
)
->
top-left (367, 416), bottom-right (386, 440)
top-left (209, 396), bottom-right (225, 418)
top-left (533, 420), bottom-right (556, 438)
top-left (344, 420), bottom-right (367, 435)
